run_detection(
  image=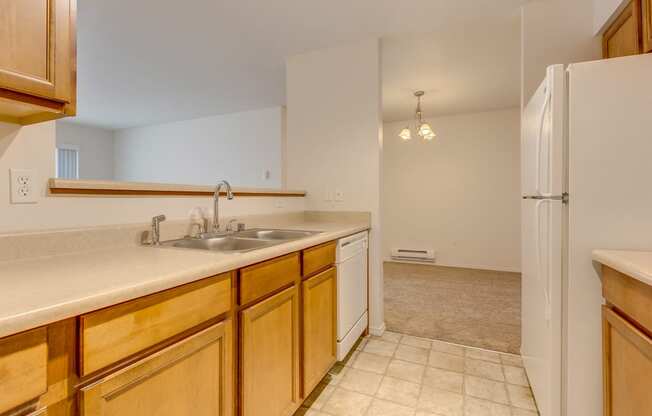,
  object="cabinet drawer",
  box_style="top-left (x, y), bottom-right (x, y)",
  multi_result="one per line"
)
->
top-left (302, 242), bottom-right (336, 277)
top-left (603, 266), bottom-right (652, 332)
top-left (0, 327), bottom-right (48, 414)
top-left (80, 273), bottom-right (232, 376)
top-left (240, 253), bottom-right (300, 305)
